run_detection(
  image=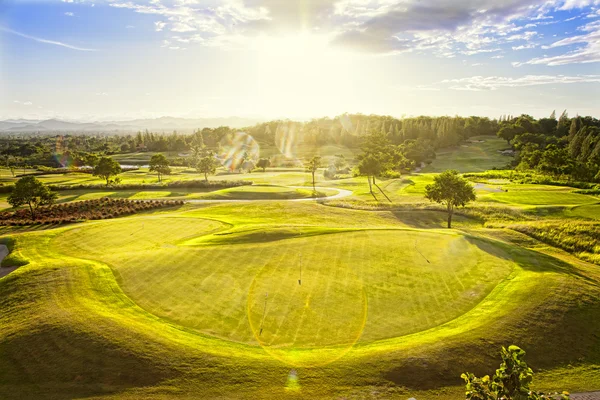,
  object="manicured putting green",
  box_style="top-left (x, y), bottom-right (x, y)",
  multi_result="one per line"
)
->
top-left (53, 217), bottom-right (515, 353)
top-left (196, 185), bottom-right (332, 200)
